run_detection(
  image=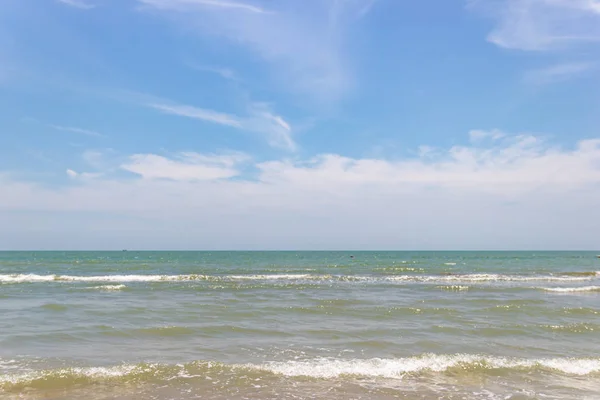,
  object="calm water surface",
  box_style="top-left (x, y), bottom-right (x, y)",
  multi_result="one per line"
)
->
top-left (1, 251), bottom-right (600, 399)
